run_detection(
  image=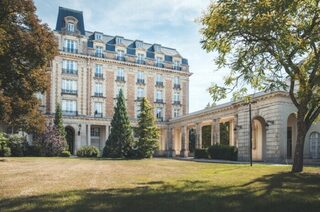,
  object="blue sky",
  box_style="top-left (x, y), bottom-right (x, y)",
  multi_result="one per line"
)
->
top-left (34, 0), bottom-right (227, 112)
